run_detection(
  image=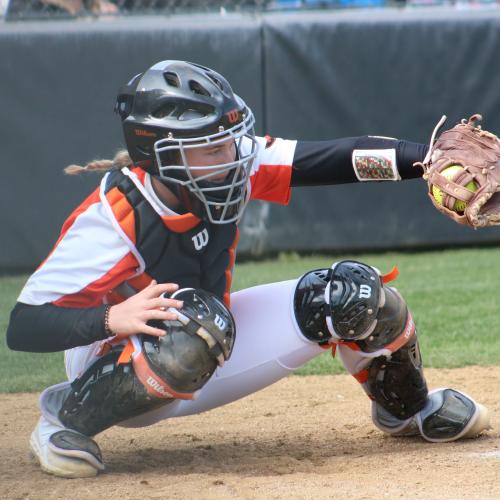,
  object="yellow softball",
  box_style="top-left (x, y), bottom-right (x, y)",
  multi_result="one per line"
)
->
top-left (431, 165), bottom-right (478, 213)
